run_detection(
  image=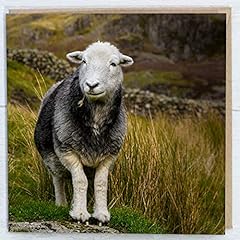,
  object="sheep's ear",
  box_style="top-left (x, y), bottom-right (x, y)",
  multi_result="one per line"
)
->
top-left (120, 54), bottom-right (134, 67)
top-left (66, 51), bottom-right (83, 64)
